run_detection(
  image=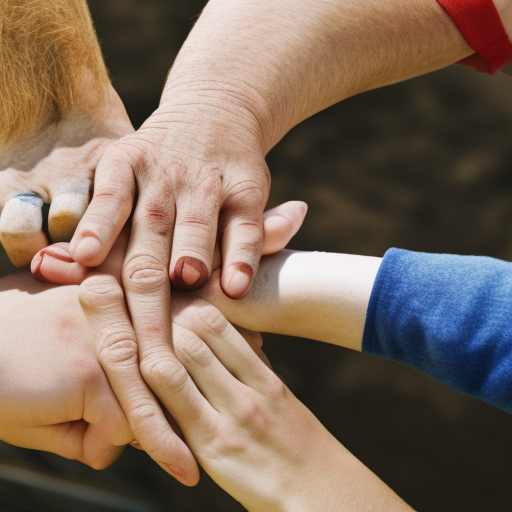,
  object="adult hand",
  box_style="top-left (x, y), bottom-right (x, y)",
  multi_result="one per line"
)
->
top-left (35, 201), bottom-right (307, 485)
top-left (0, 271), bottom-right (133, 469)
top-left (0, 87), bottom-right (133, 267)
top-left (68, 94), bottom-right (271, 298)
top-left (69, 0), bottom-right (471, 290)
